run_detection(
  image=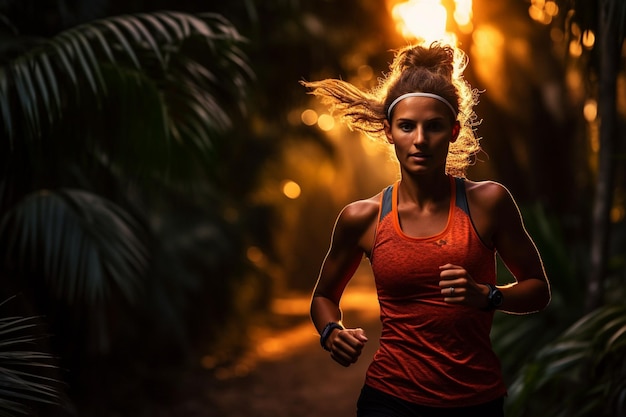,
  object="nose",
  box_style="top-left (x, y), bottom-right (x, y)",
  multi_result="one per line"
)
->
top-left (413, 125), bottom-right (426, 146)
